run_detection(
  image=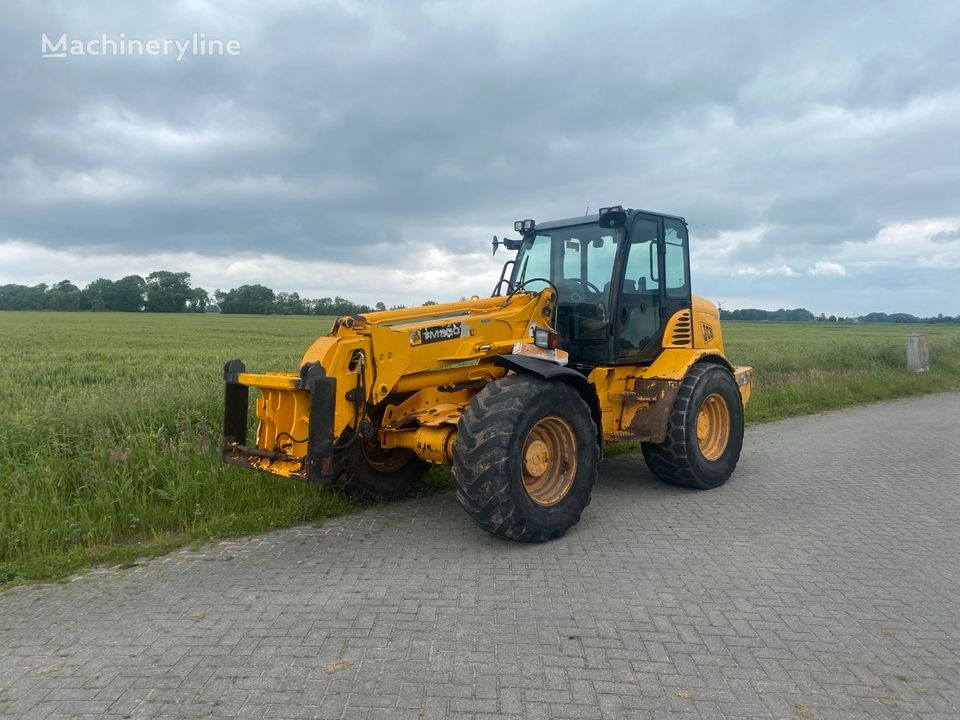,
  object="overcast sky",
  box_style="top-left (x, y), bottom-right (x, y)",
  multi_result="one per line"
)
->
top-left (2, 0), bottom-right (958, 315)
